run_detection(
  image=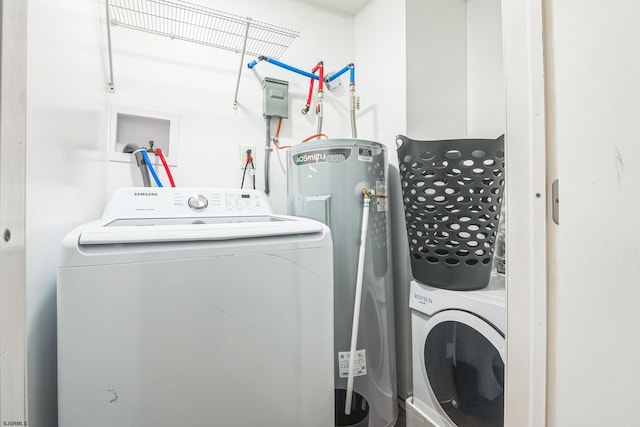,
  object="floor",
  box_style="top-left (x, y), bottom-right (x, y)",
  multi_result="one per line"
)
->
top-left (395, 405), bottom-right (407, 427)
